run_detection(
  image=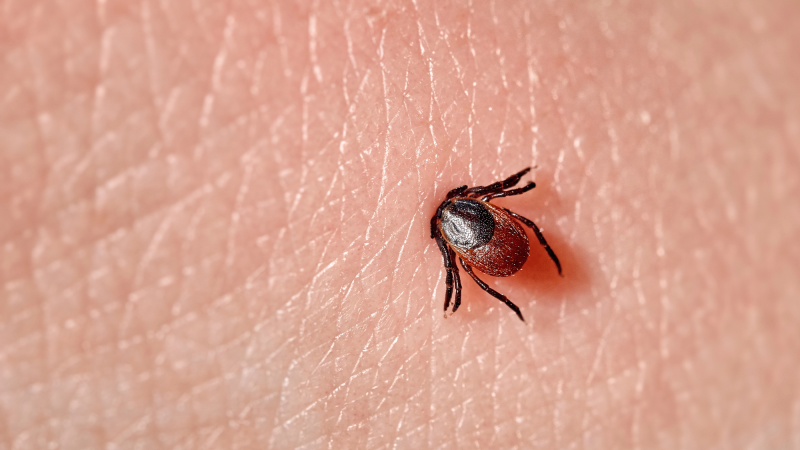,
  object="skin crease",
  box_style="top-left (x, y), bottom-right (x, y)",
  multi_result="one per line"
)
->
top-left (1, 0), bottom-right (799, 449)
